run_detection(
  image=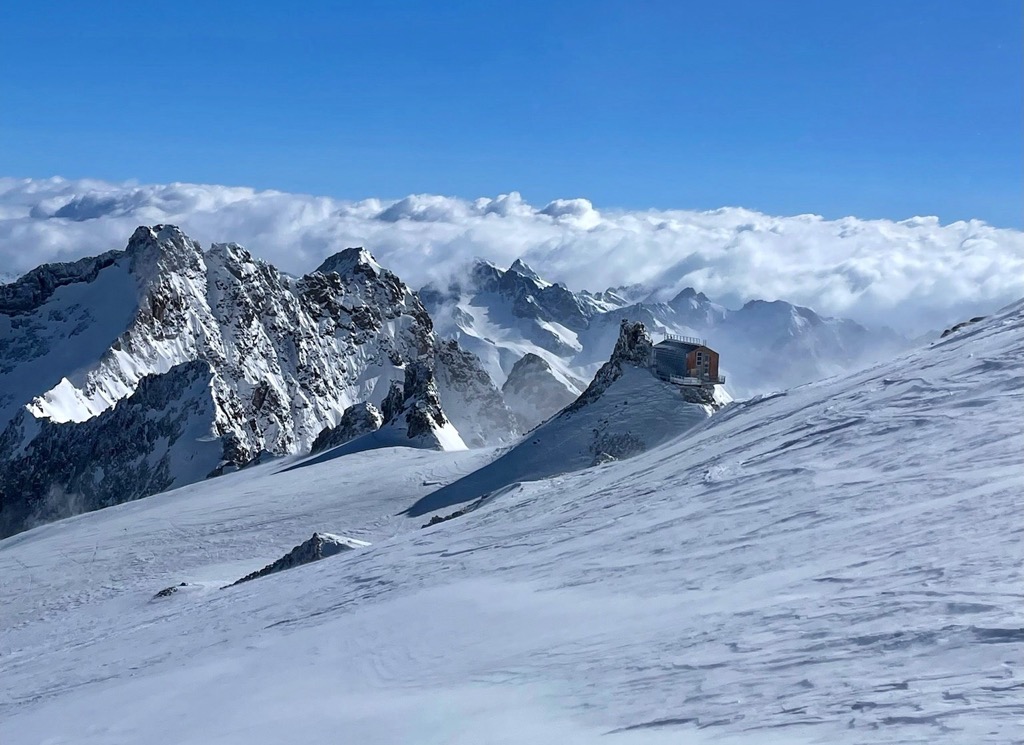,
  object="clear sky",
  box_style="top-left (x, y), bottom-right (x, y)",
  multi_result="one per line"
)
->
top-left (2, 1), bottom-right (1021, 226)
